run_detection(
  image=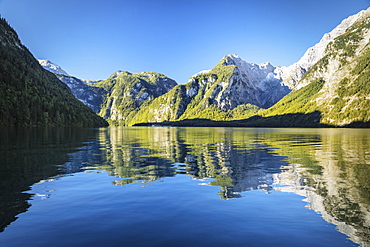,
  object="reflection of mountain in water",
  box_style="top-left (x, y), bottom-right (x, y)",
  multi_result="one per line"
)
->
top-left (270, 129), bottom-right (370, 247)
top-left (97, 127), bottom-right (370, 246)
top-left (0, 127), bottom-right (100, 232)
top-left (94, 128), bottom-right (178, 185)
top-left (1, 127), bottom-right (369, 246)
top-left (186, 145), bottom-right (289, 199)
top-left (96, 127), bottom-right (290, 198)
